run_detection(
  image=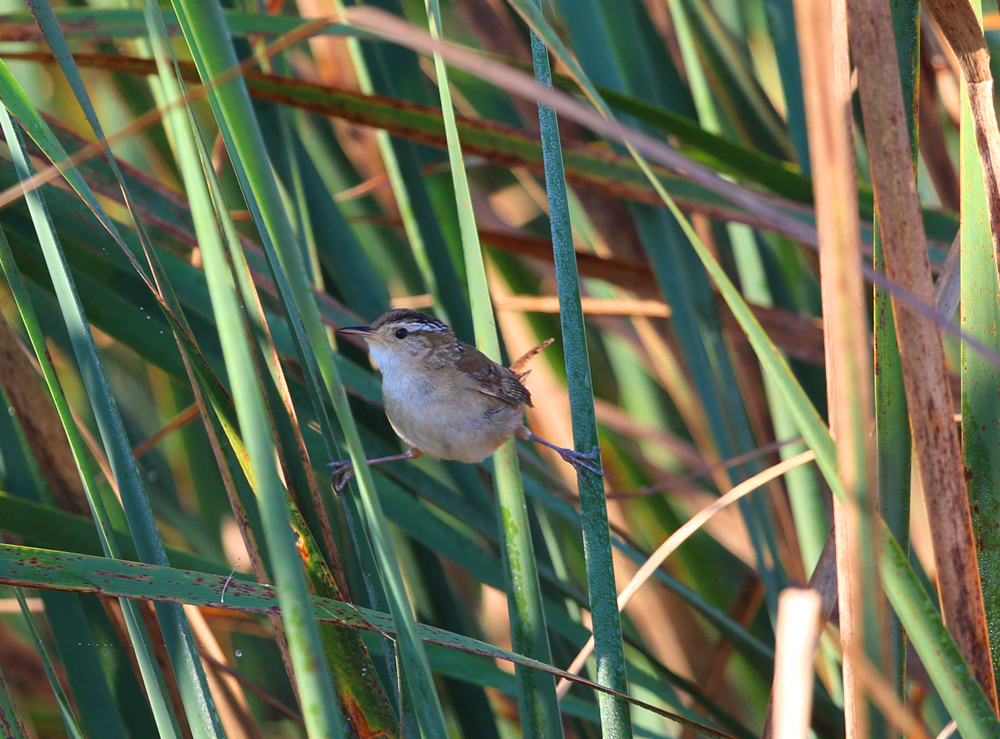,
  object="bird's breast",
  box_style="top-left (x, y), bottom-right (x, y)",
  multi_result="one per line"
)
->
top-left (380, 369), bottom-right (523, 463)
